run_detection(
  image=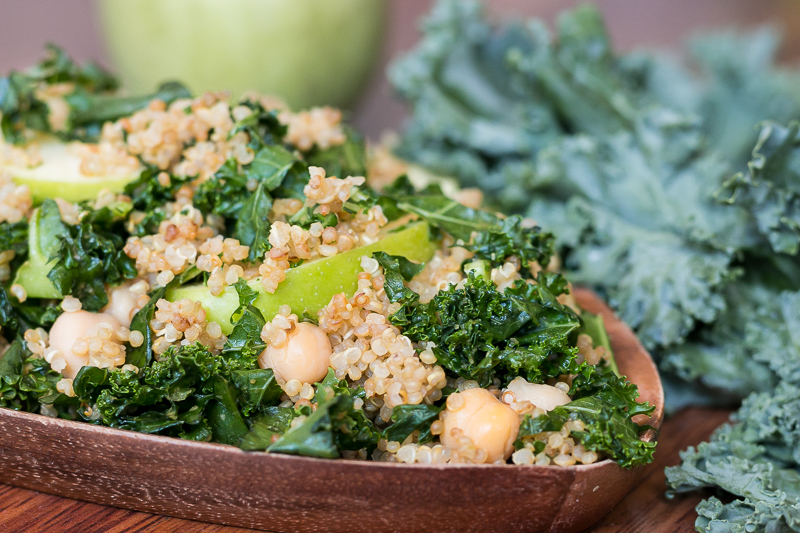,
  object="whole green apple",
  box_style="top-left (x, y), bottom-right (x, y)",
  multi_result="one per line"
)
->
top-left (96, 0), bottom-right (387, 108)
